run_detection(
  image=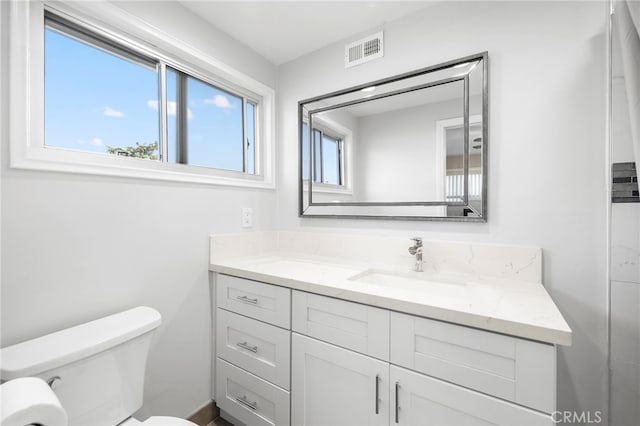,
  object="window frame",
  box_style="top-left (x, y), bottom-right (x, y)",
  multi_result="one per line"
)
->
top-left (7, 0), bottom-right (275, 188)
